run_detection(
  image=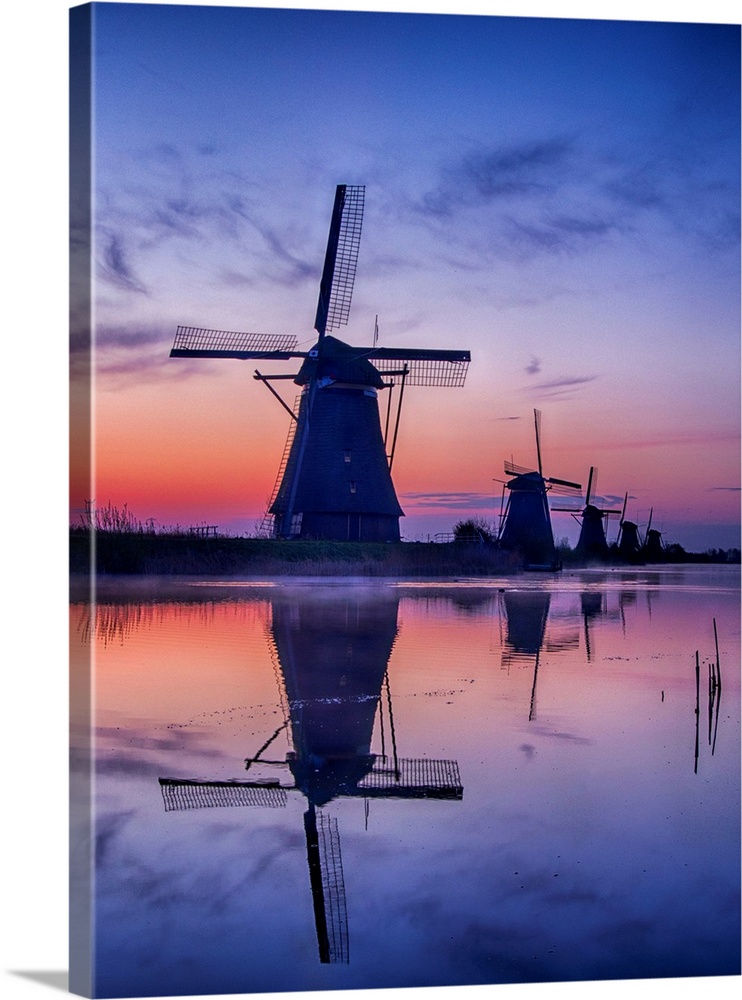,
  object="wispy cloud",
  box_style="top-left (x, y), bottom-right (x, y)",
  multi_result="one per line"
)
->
top-left (600, 493), bottom-right (636, 507)
top-left (524, 373), bottom-right (599, 399)
top-left (708, 486), bottom-right (742, 492)
top-left (412, 113), bottom-right (739, 272)
top-left (71, 322), bottom-right (213, 388)
top-left (95, 144), bottom-right (320, 300)
top-left (401, 491), bottom-right (500, 510)
top-left (98, 229), bottom-right (149, 293)
top-left (592, 430), bottom-right (740, 451)
top-left (420, 137), bottom-right (575, 218)
top-left (412, 135), bottom-right (626, 264)
top-left (525, 356), bottom-right (541, 375)
top-left (227, 194), bottom-right (316, 286)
